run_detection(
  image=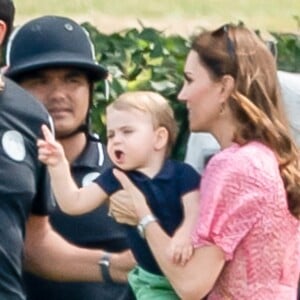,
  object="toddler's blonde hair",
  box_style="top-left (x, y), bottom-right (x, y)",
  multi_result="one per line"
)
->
top-left (108, 91), bottom-right (178, 157)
